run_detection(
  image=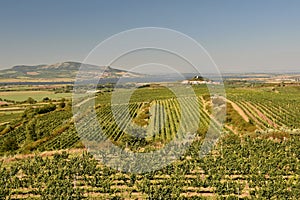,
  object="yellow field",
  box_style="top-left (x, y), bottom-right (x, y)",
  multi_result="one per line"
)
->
top-left (0, 91), bottom-right (71, 101)
top-left (0, 78), bottom-right (74, 83)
